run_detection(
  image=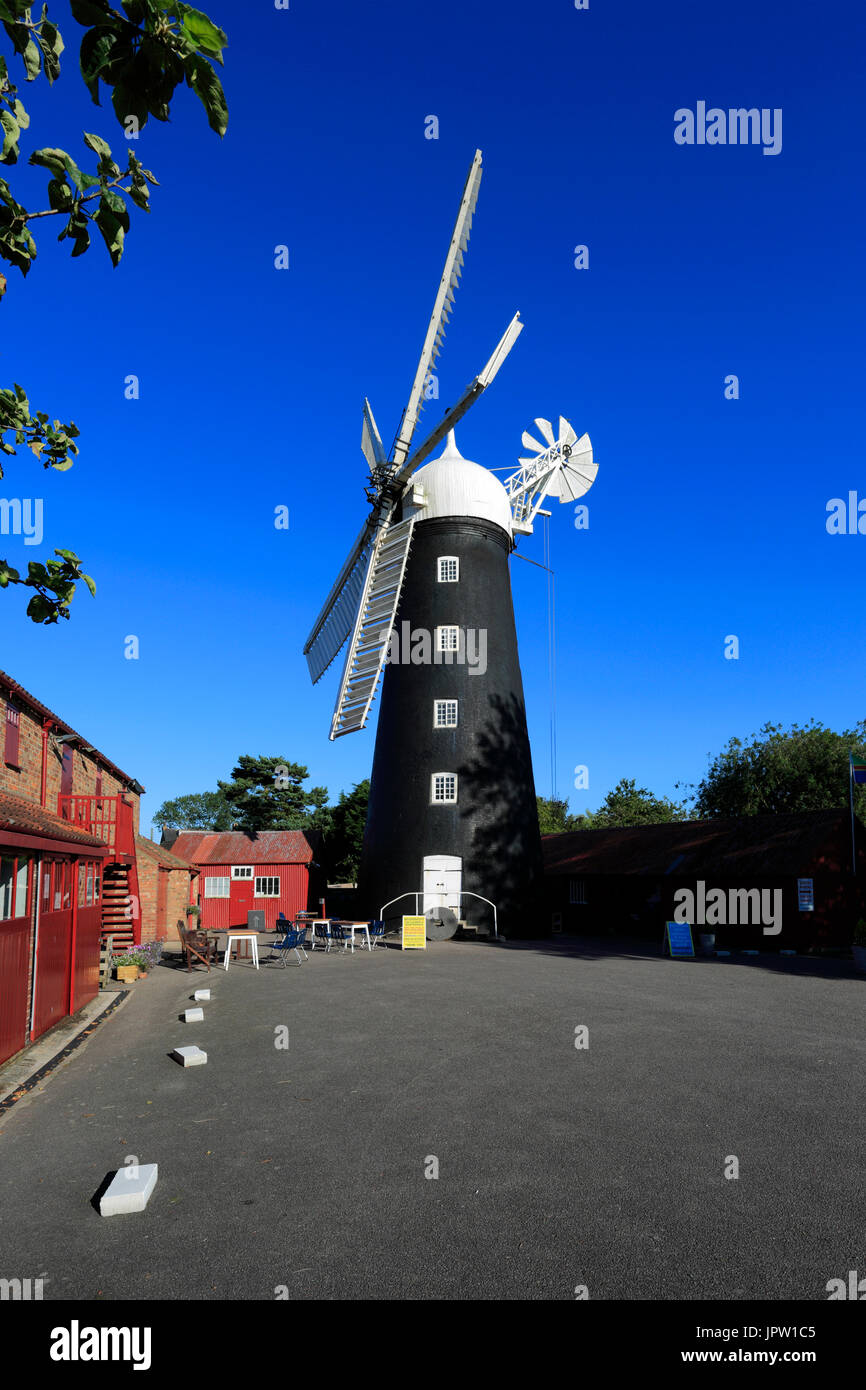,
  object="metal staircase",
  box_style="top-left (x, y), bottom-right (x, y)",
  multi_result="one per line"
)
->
top-left (330, 517), bottom-right (415, 739)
